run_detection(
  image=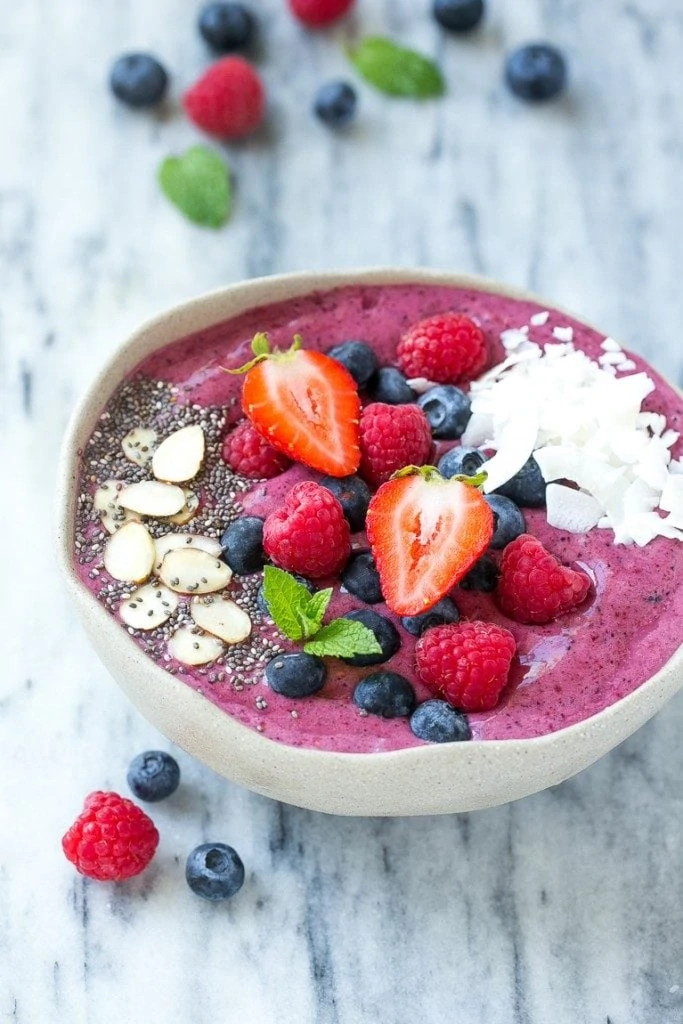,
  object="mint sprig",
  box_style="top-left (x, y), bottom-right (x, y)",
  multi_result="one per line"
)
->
top-left (159, 146), bottom-right (232, 229)
top-left (261, 566), bottom-right (381, 658)
top-left (348, 37), bottom-right (445, 99)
